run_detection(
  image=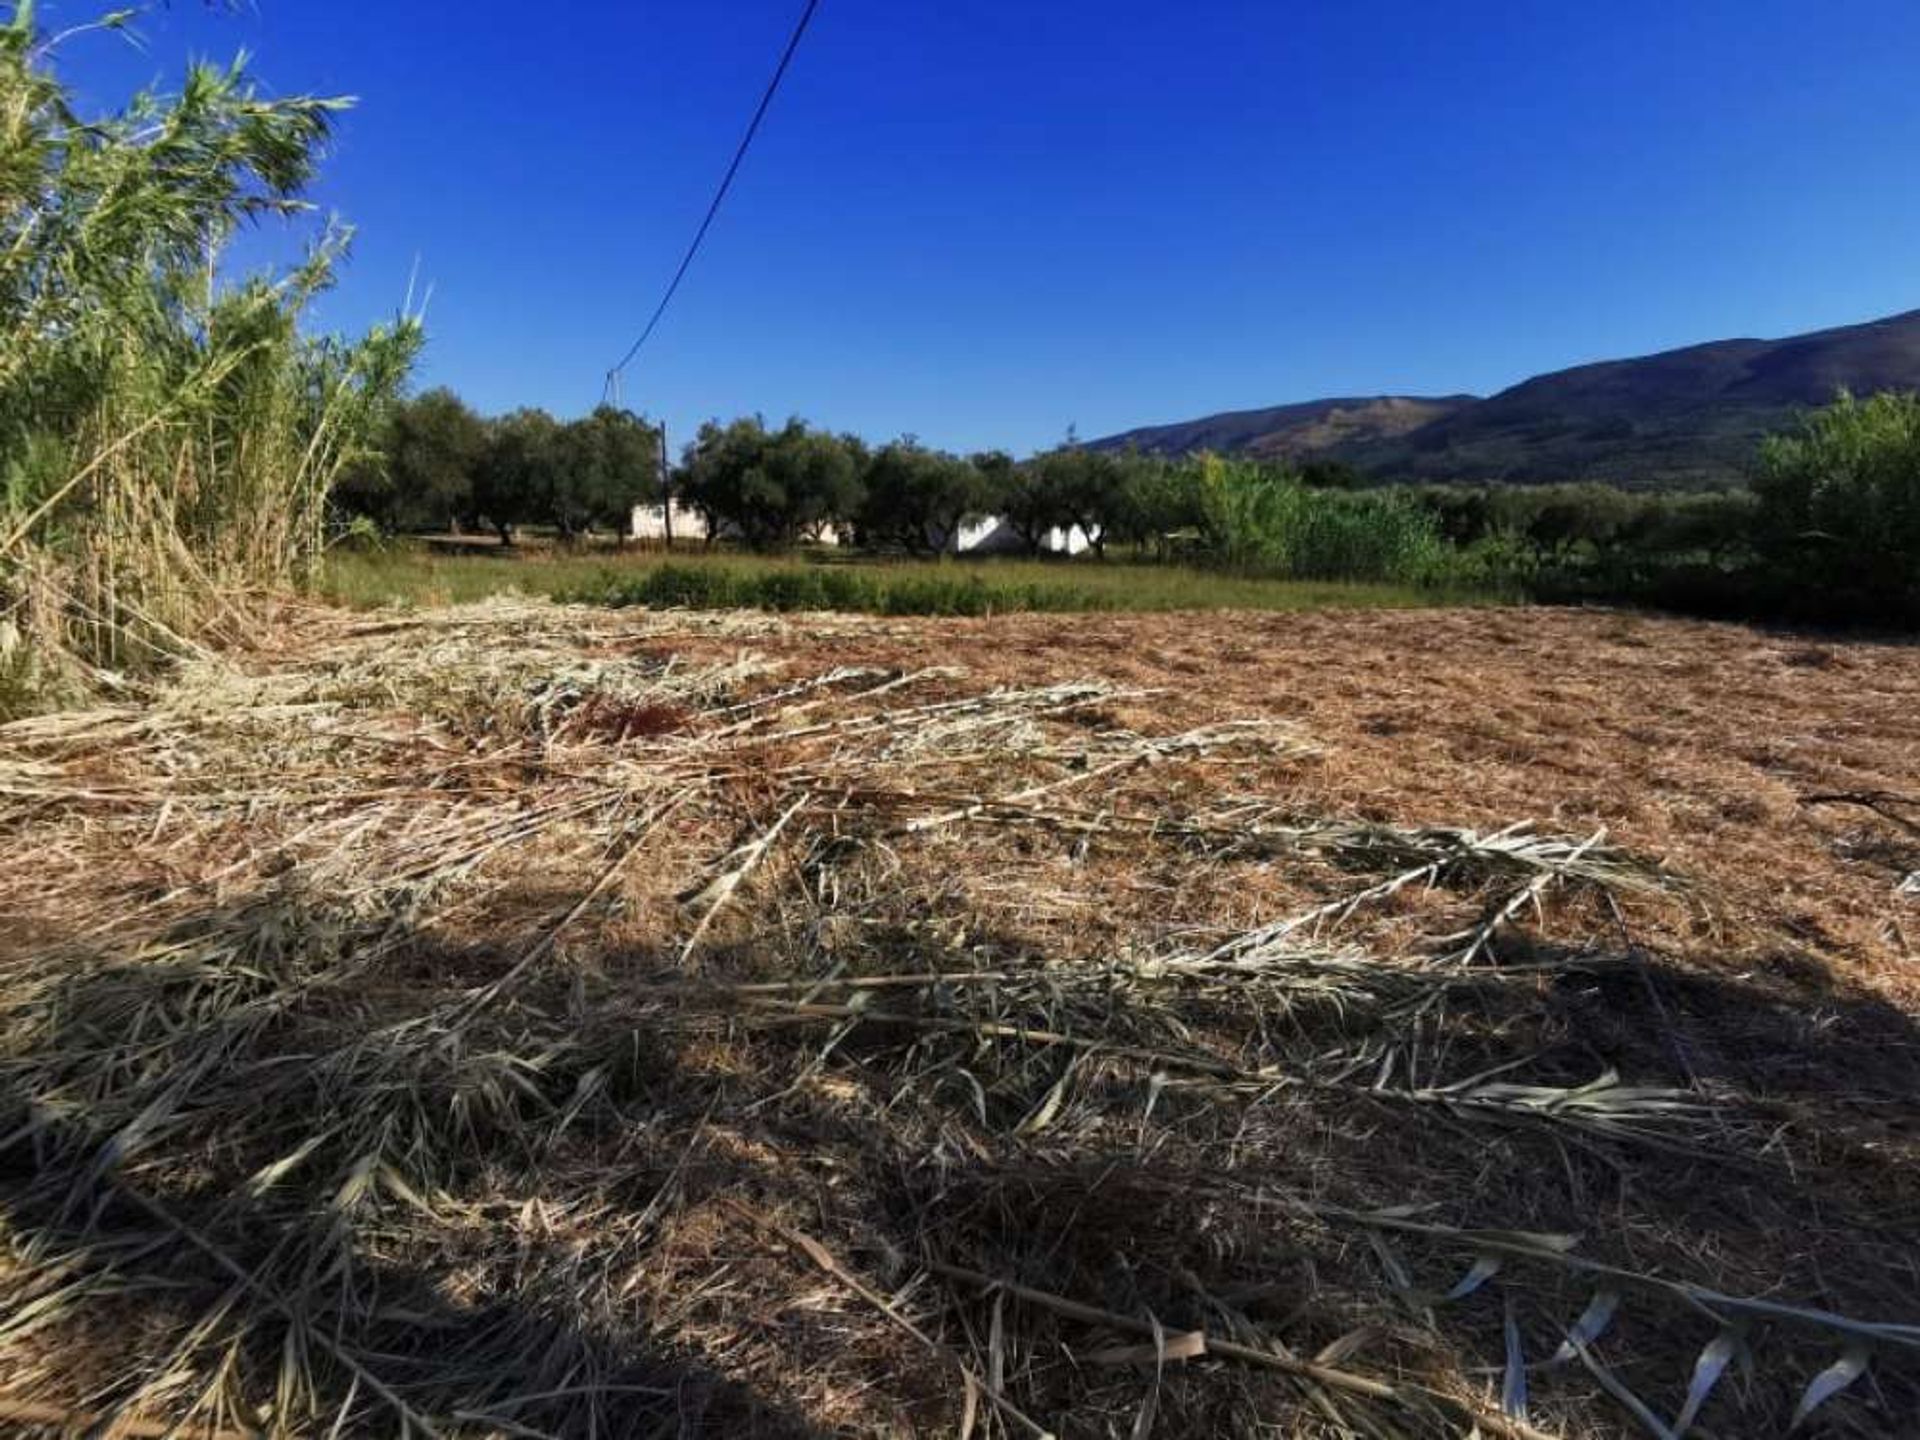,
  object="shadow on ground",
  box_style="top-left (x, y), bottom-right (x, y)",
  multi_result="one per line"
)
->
top-left (3, 880), bottom-right (1917, 1437)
